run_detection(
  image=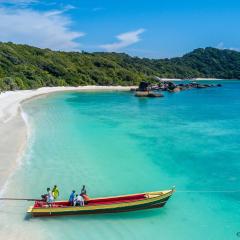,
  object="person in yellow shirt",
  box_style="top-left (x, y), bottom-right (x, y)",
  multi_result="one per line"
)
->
top-left (52, 185), bottom-right (59, 200)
